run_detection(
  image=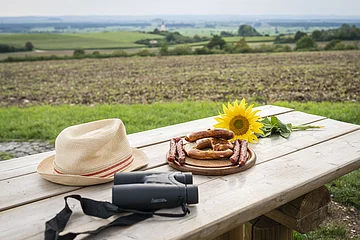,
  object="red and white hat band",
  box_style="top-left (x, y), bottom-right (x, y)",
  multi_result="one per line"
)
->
top-left (54, 155), bottom-right (134, 178)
